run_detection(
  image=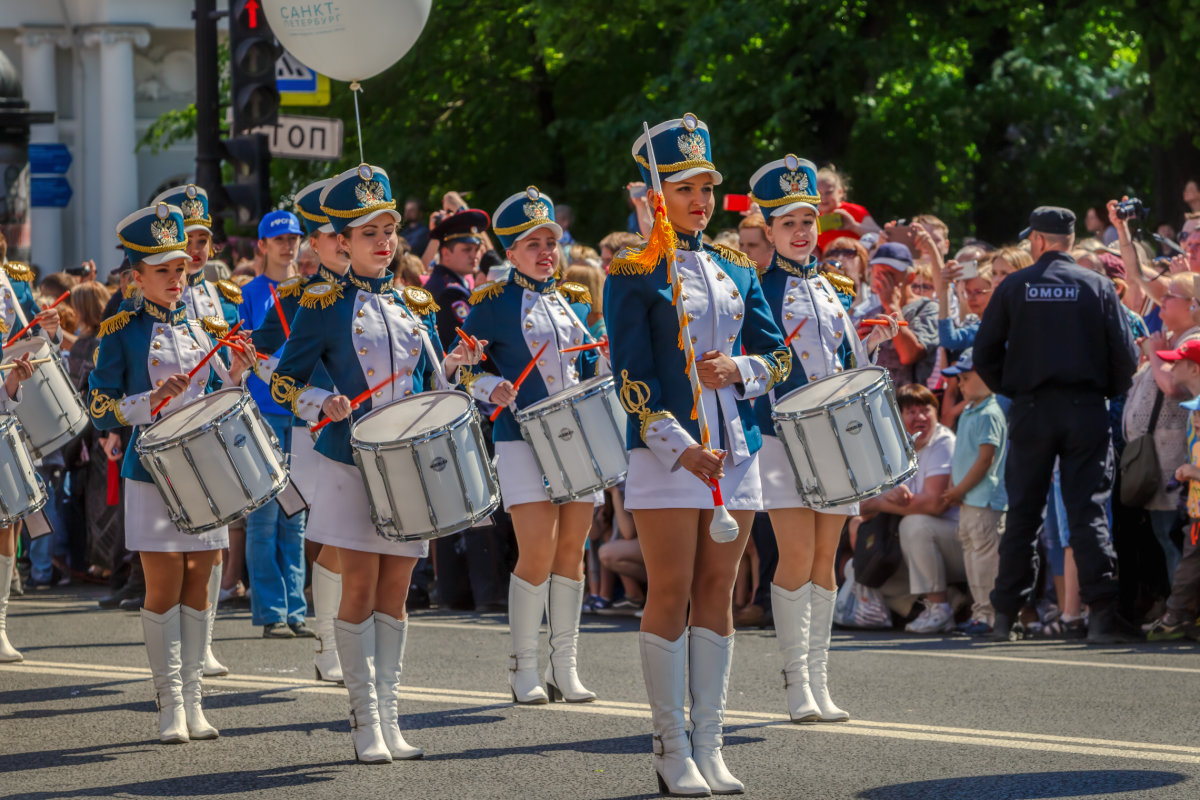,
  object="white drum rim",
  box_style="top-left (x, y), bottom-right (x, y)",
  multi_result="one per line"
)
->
top-left (0, 417), bottom-right (47, 526)
top-left (515, 374), bottom-right (615, 421)
top-left (771, 366), bottom-right (890, 422)
top-left (351, 390), bottom-right (476, 452)
top-left (3, 338), bottom-right (50, 359)
top-left (136, 387), bottom-right (254, 454)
